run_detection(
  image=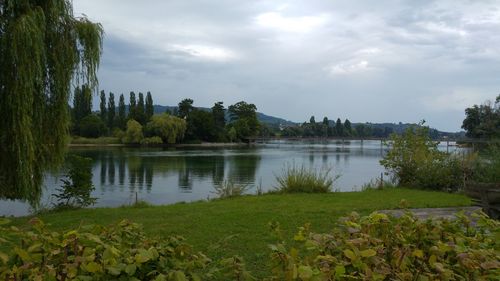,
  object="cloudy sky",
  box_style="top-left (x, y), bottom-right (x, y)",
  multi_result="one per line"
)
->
top-left (73, 0), bottom-right (500, 132)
